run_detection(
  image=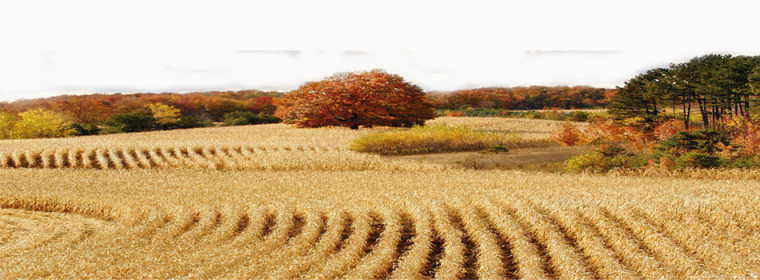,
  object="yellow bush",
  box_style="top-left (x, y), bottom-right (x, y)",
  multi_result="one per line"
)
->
top-left (351, 125), bottom-right (548, 155)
